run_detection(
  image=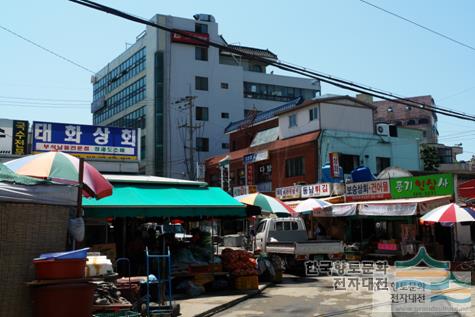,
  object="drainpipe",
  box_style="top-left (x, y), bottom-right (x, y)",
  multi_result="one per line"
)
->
top-left (317, 130), bottom-right (324, 183)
